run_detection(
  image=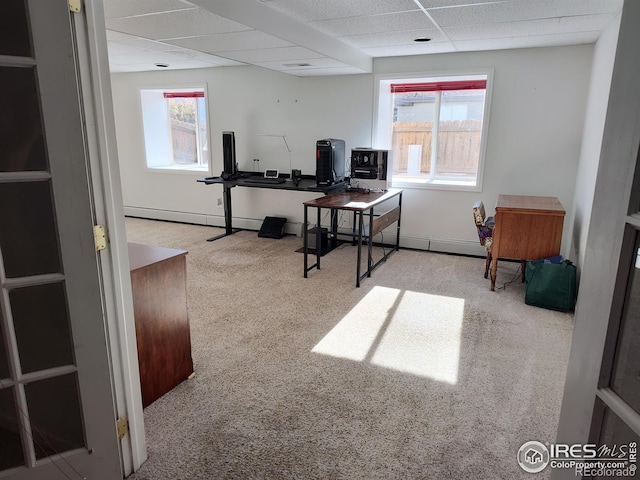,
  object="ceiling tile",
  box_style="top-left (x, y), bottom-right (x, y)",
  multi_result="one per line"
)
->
top-left (444, 14), bottom-right (618, 41)
top-left (254, 57), bottom-right (348, 71)
top-left (106, 41), bottom-right (150, 56)
top-left (103, 0), bottom-right (195, 20)
top-left (339, 28), bottom-right (447, 48)
top-left (309, 11), bottom-right (433, 37)
top-left (109, 48), bottom-right (237, 70)
top-left (105, 8), bottom-right (251, 40)
top-left (106, 29), bottom-right (141, 43)
top-left (106, 31), bottom-right (185, 52)
top-left (163, 49), bottom-right (245, 66)
top-left (125, 39), bottom-right (182, 52)
top-left (111, 60), bottom-right (228, 73)
top-left (167, 31), bottom-right (294, 53)
top-left (428, 0), bottom-right (623, 27)
top-left (289, 66), bottom-right (369, 76)
top-left (213, 46), bottom-right (325, 63)
top-left (414, 0), bottom-right (515, 7)
top-left (108, 45), bottom-right (235, 68)
top-left (260, 0), bottom-right (419, 22)
top-left (108, 50), bottom-right (179, 66)
top-left (362, 42), bottom-right (457, 57)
